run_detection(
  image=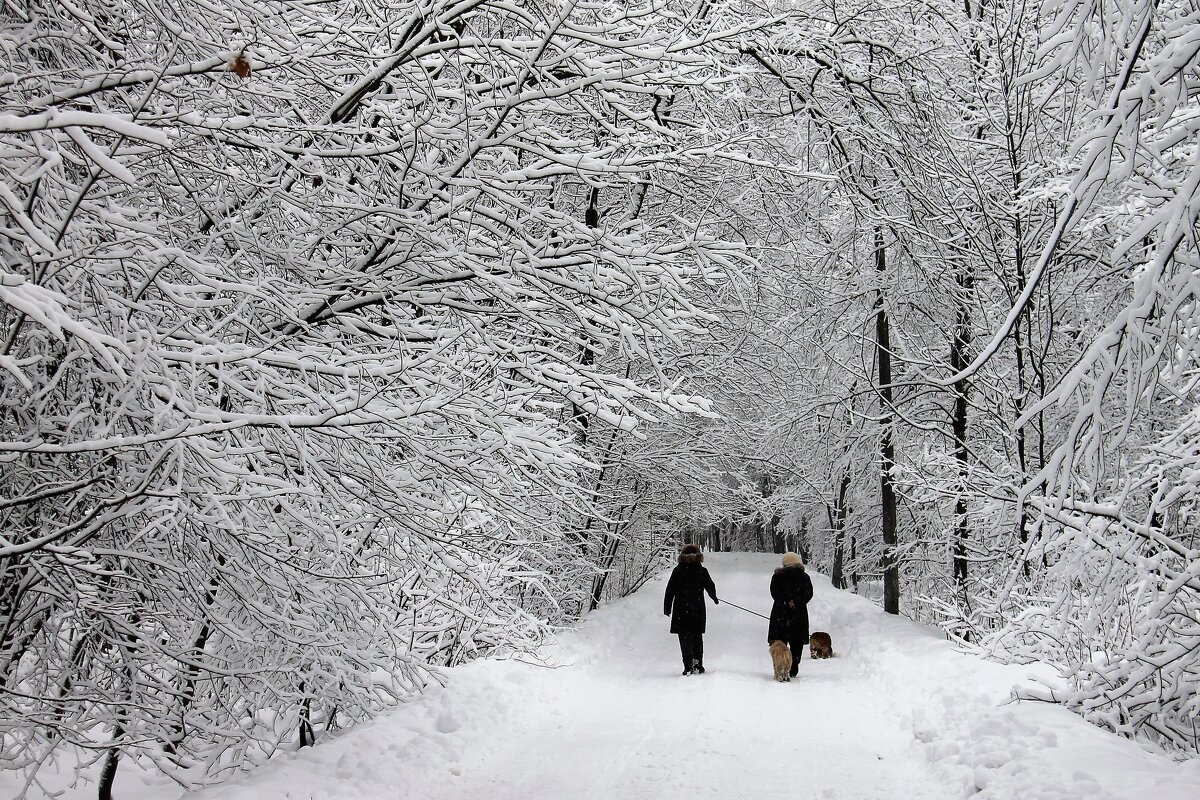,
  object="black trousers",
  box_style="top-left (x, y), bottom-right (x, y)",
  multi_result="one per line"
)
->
top-left (784, 635), bottom-right (804, 675)
top-left (677, 632), bottom-right (704, 668)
